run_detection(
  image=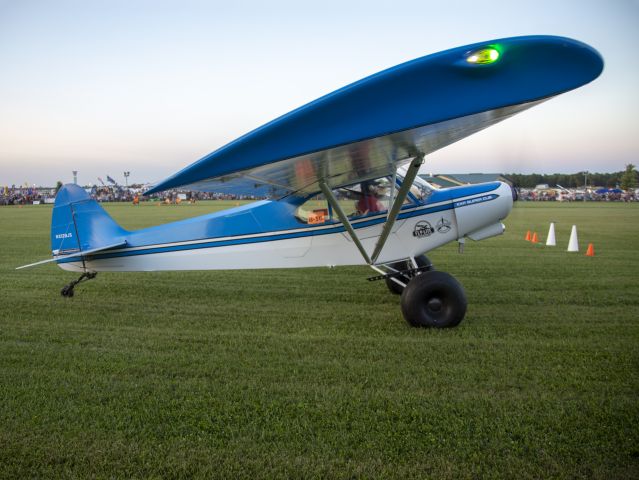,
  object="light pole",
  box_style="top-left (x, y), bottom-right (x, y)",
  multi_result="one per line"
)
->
top-left (583, 171), bottom-right (588, 202)
top-left (72, 171), bottom-right (78, 185)
top-left (124, 171), bottom-right (130, 187)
